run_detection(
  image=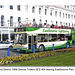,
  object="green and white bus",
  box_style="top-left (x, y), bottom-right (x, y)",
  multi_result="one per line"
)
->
top-left (14, 27), bottom-right (75, 52)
